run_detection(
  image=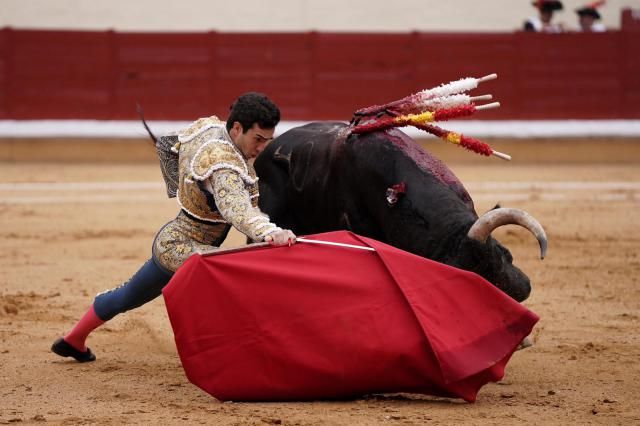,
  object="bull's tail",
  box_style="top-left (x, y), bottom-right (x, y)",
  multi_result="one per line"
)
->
top-left (136, 103), bottom-right (157, 146)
